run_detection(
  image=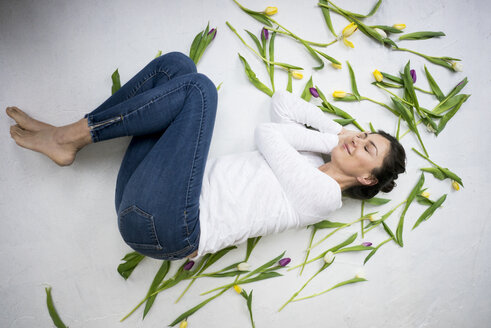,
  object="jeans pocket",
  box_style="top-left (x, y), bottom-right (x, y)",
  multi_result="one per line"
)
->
top-left (118, 205), bottom-right (163, 251)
